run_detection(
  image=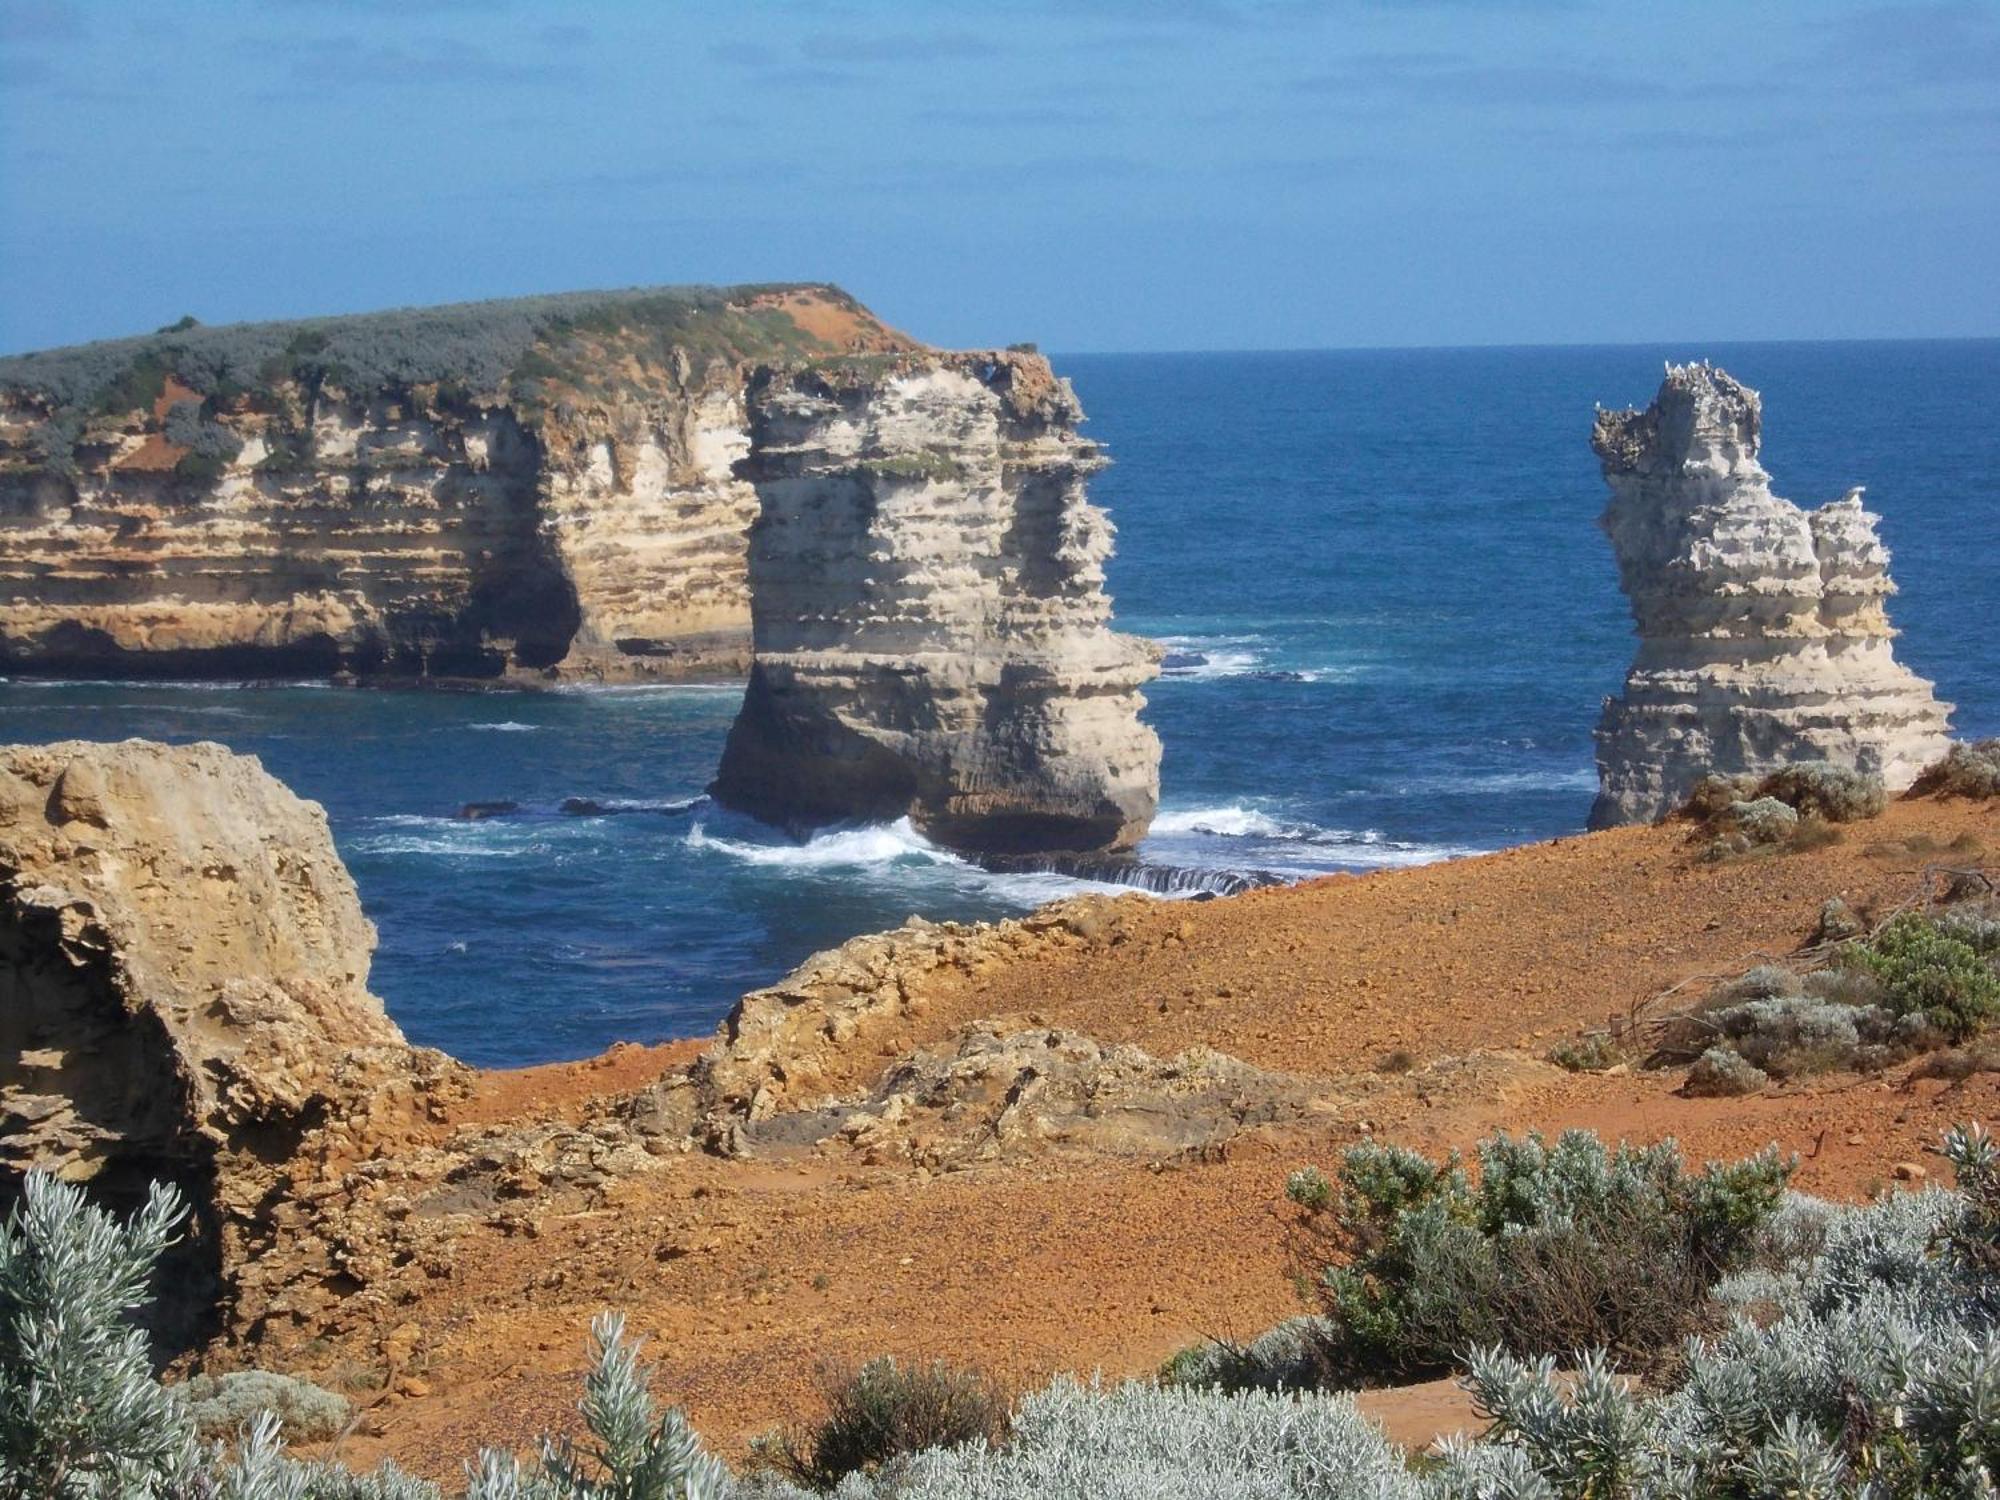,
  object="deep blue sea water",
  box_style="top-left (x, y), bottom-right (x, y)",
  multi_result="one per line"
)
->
top-left (4, 342), bottom-right (1995, 1065)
